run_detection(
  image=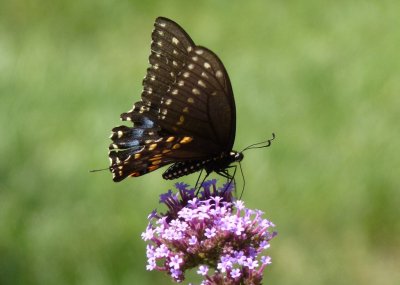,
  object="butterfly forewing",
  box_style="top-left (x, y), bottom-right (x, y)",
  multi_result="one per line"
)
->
top-left (188, 46), bottom-right (236, 150)
top-left (109, 17), bottom-right (237, 181)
